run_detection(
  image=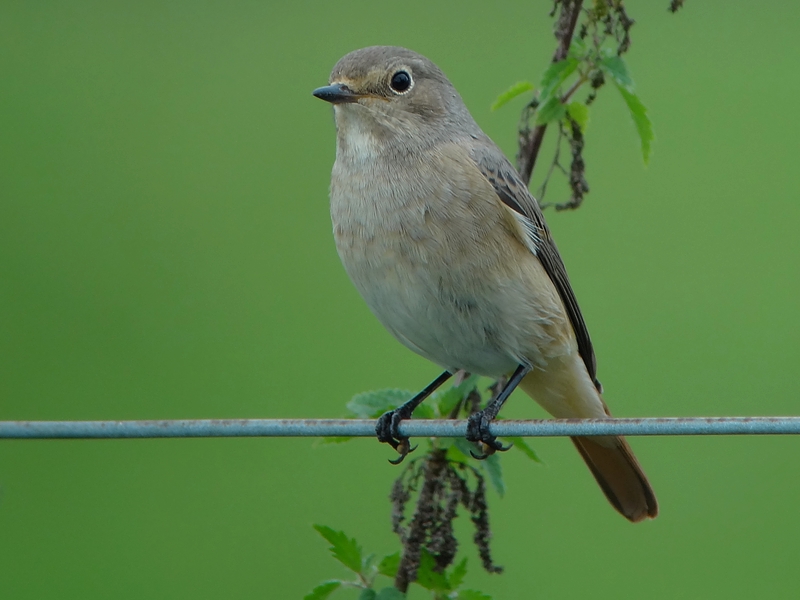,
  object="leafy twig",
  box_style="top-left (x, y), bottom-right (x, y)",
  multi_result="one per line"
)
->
top-left (314, 377), bottom-right (540, 597)
top-left (516, 0), bottom-right (584, 186)
top-left (503, 1), bottom-right (672, 209)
